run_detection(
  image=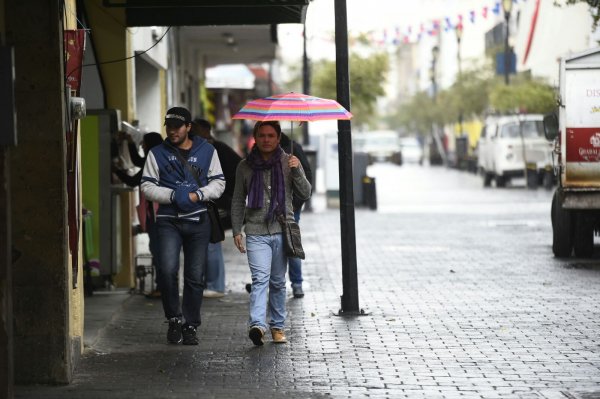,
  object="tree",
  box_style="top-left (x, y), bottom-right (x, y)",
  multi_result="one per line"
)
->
top-left (388, 62), bottom-right (556, 137)
top-left (387, 62), bottom-right (494, 136)
top-left (311, 52), bottom-right (389, 129)
top-left (489, 79), bottom-right (556, 114)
